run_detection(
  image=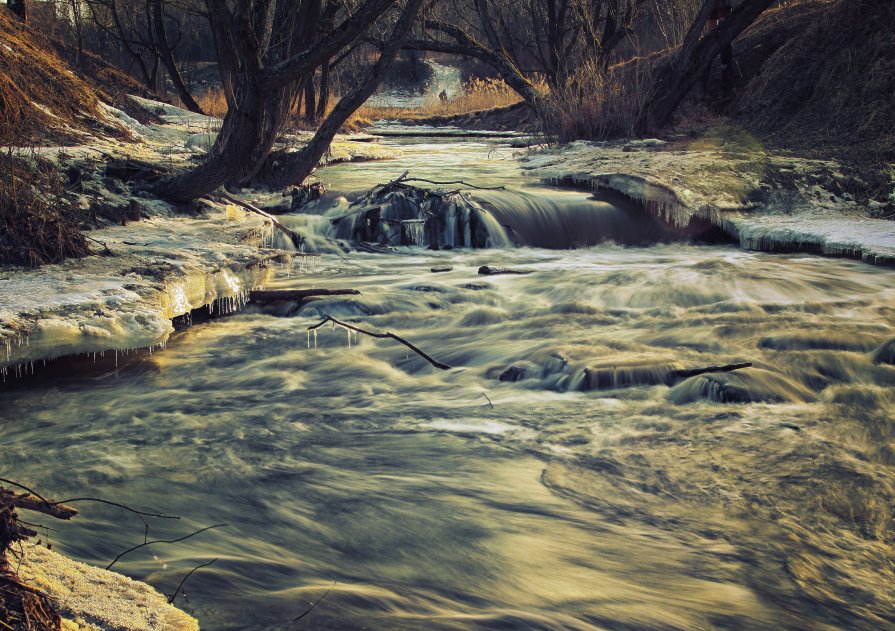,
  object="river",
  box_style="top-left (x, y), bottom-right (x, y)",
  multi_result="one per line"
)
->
top-left (2, 131), bottom-right (894, 630)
